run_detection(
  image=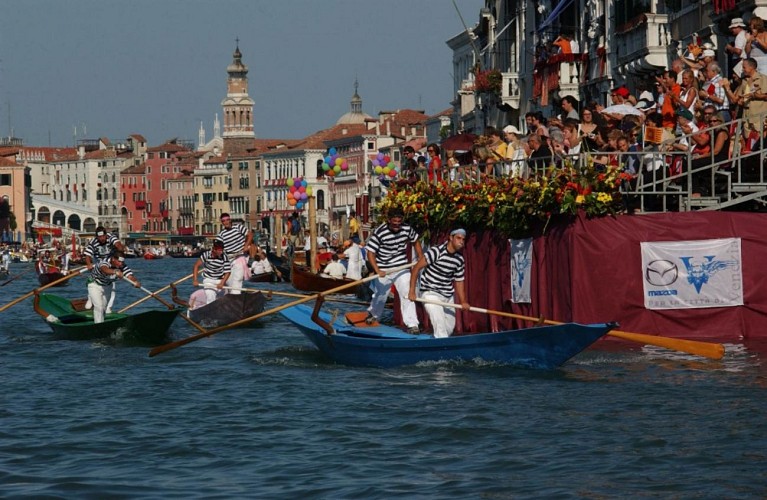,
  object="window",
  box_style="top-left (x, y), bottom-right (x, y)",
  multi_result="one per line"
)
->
top-left (0, 174), bottom-right (10, 186)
